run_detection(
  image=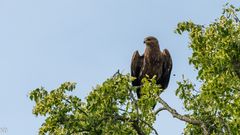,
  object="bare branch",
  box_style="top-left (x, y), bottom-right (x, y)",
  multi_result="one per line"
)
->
top-left (139, 119), bottom-right (159, 135)
top-left (112, 70), bottom-right (120, 77)
top-left (118, 108), bottom-right (130, 113)
top-left (154, 107), bottom-right (167, 115)
top-left (157, 96), bottom-right (209, 135)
